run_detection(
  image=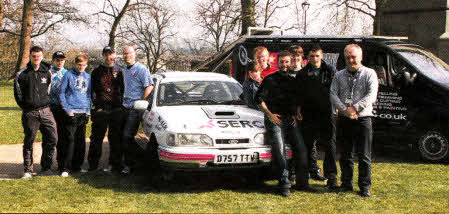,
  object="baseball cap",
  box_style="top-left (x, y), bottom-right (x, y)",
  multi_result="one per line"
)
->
top-left (52, 51), bottom-right (66, 60)
top-left (102, 46), bottom-right (115, 55)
